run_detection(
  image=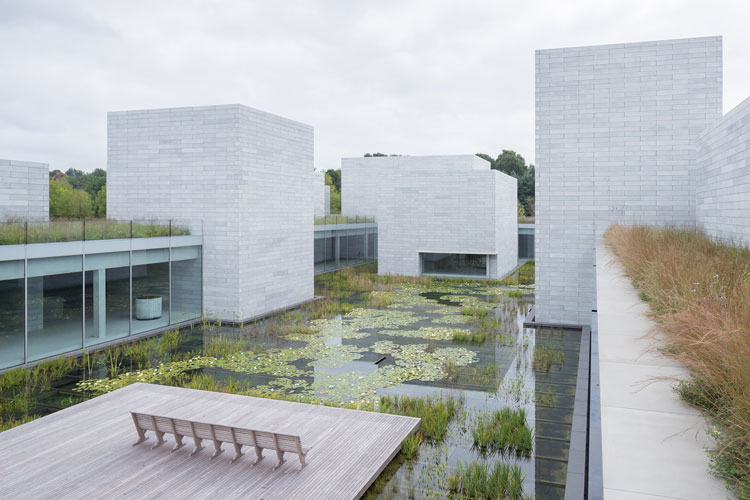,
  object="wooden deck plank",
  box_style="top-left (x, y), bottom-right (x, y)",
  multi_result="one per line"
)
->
top-left (0, 383), bottom-right (419, 500)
